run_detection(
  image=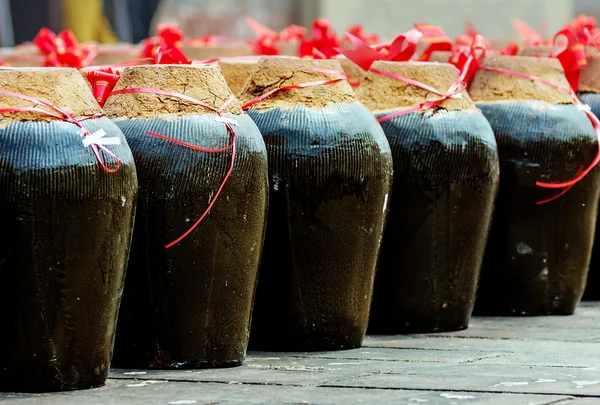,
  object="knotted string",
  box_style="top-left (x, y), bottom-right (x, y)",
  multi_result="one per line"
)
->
top-left (0, 89), bottom-right (120, 172)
